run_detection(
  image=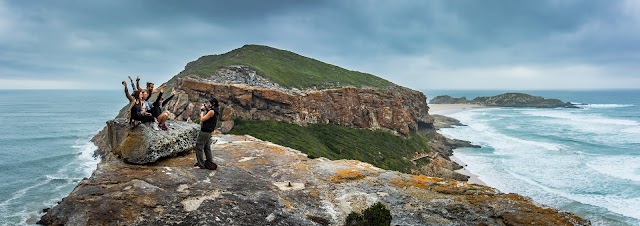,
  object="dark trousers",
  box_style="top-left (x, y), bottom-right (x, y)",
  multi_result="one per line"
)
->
top-left (195, 131), bottom-right (213, 168)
